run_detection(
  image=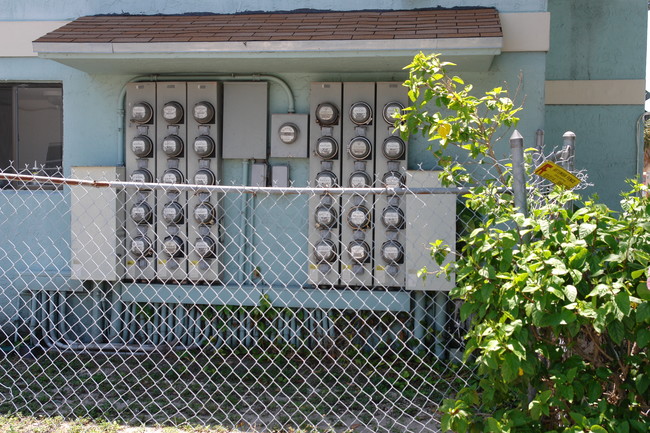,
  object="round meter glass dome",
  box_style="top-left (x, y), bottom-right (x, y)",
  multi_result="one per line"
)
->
top-left (315, 102), bottom-right (339, 125)
top-left (316, 137), bottom-right (338, 160)
top-left (348, 137), bottom-right (372, 160)
top-left (193, 135), bottom-right (215, 157)
top-left (347, 205), bottom-right (371, 229)
top-left (314, 239), bottom-right (337, 263)
top-left (194, 202), bottom-right (217, 225)
top-left (131, 135), bottom-right (153, 157)
top-left (163, 235), bottom-right (184, 257)
top-left (162, 101), bottom-right (184, 124)
top-left (348, 240), bottom-right (370, 263)
top-left (131, 102), bottom-right (153, 124)
top-left (193, 101), bottom-right (215, 124)
top-left (315, 205), bottom-right (337, 229)
top-left (162, 135), bottom-right (184, 157)
top-left (349, 101), bottom-right (372, 125)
